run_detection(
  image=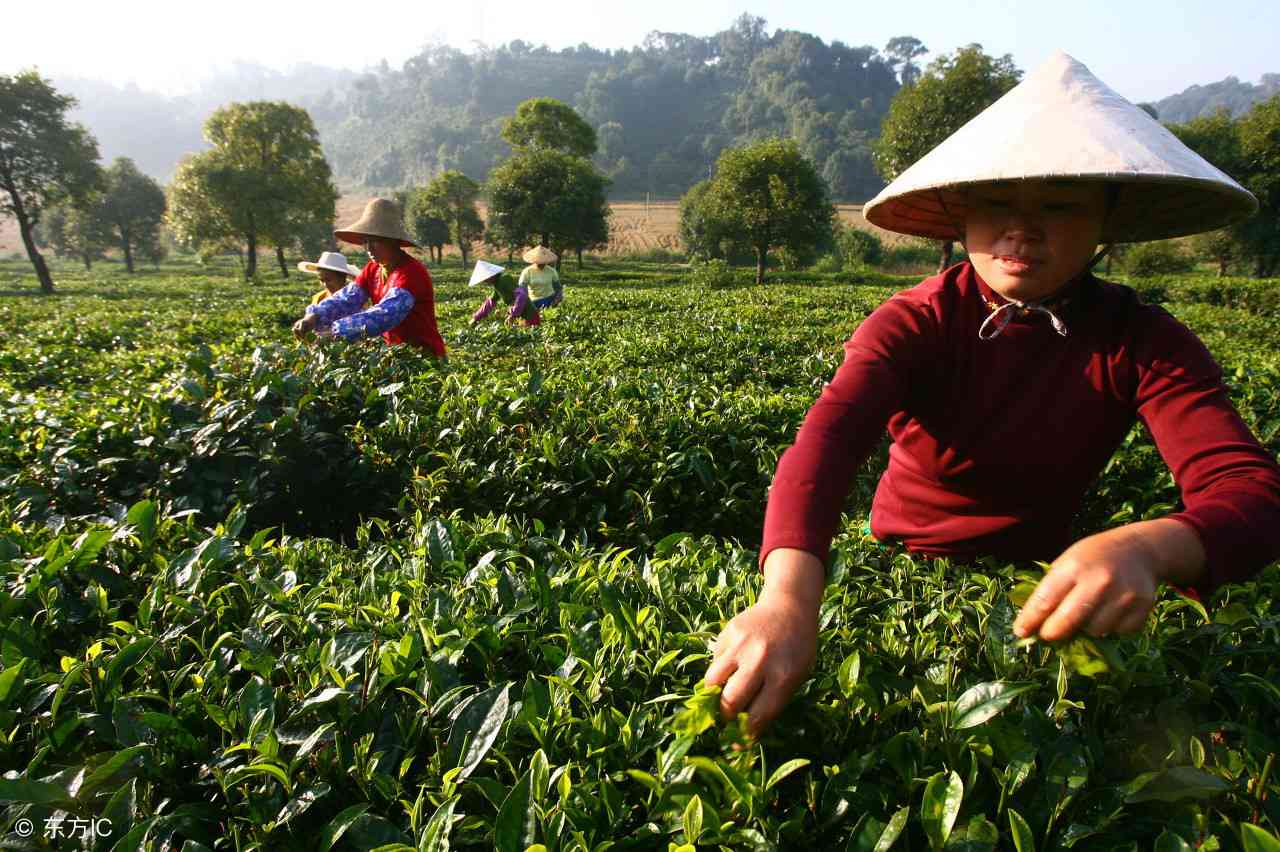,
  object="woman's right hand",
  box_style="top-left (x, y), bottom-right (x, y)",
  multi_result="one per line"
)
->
top-left (704, 548), bottom-right (824, 737)
top-left (292, 316), bottom-right (317, 340)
